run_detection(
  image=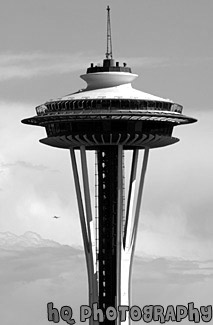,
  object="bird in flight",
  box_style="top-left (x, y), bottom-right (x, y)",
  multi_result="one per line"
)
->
top-left (52, 216), bottom-right (60, 219)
